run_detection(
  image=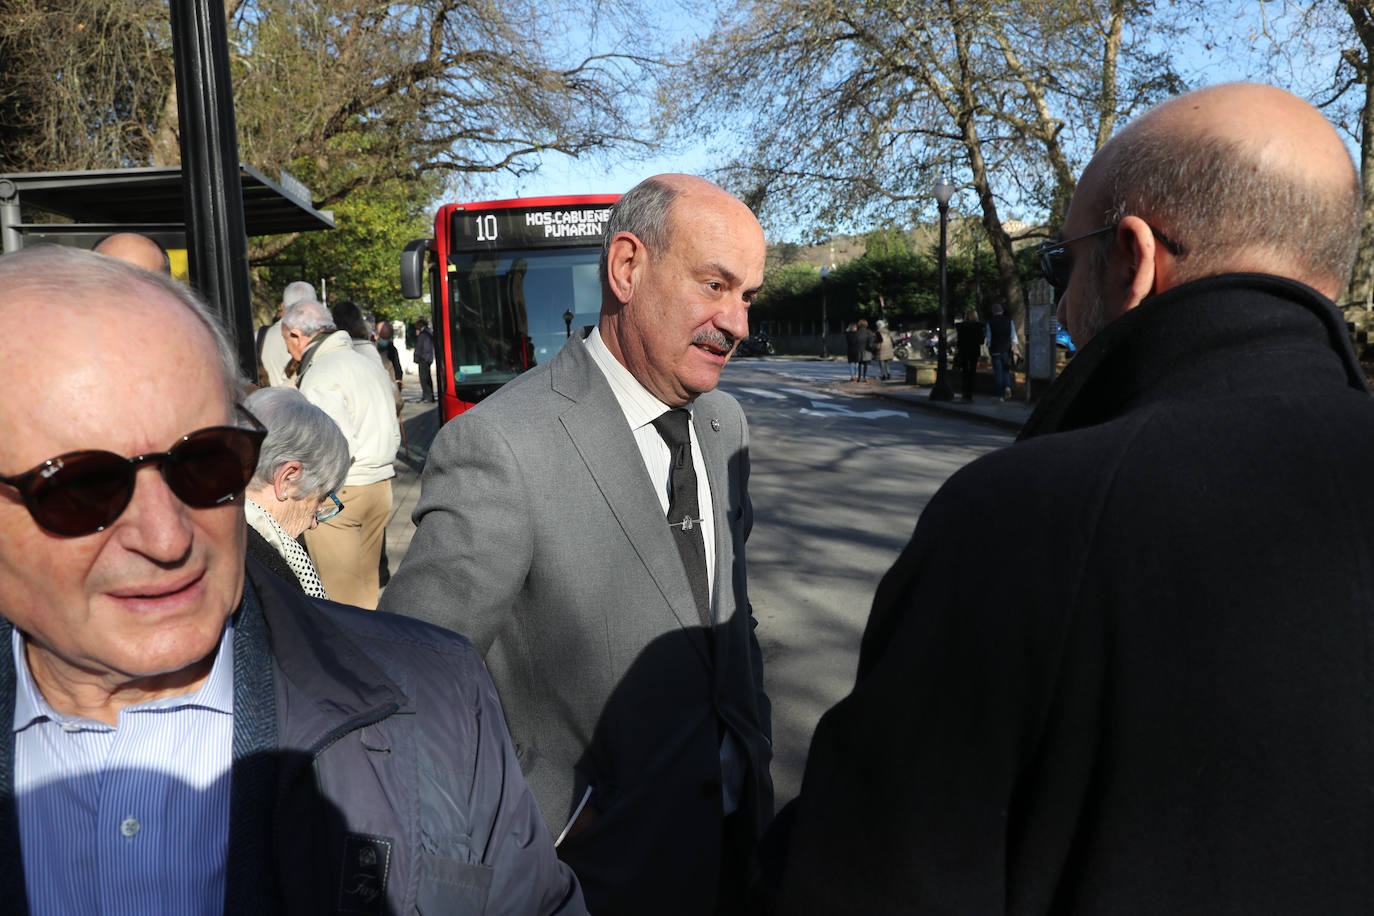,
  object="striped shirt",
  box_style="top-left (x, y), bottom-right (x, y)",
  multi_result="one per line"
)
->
top-left (12, 624), bottom-right (235, 915)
